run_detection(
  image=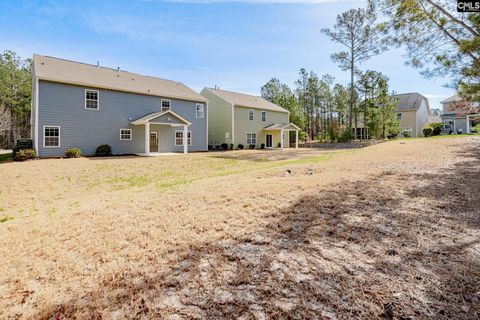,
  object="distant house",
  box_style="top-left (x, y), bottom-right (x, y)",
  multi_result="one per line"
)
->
top-left (31, 55), bottom-right (208, 157)
top-left (393, 93), bottom-right (432, 137)
top-left (200, 88), bottom-right (300, 149)
top-left (440, 94), bottom-right (480, 134)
